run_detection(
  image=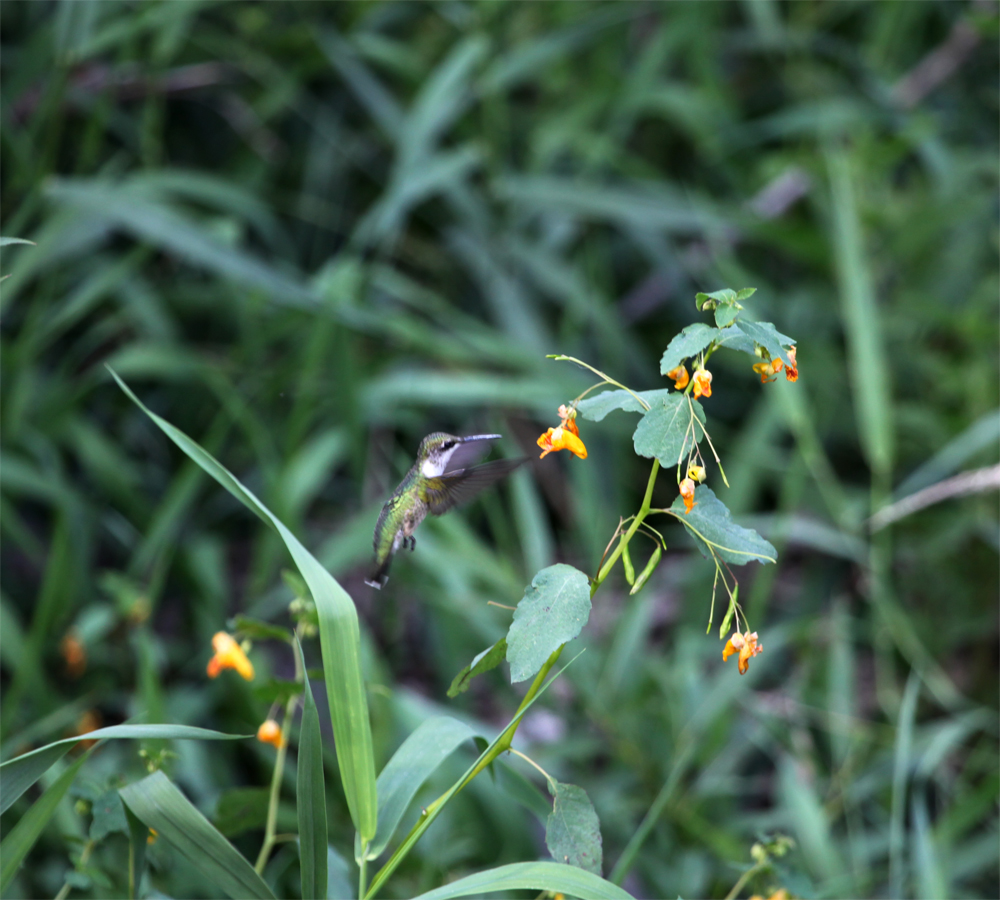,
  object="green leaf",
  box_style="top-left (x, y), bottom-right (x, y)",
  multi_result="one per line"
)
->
top-left (695, 288), bottom-right (737, 309)
top-left (546, 782), bottom-right (603, 875)
top-left (447, 637), bottom-right (507, 697)
top-left (409, 861), bottom-right (633, 900)
top-left (296, 640), bottom-right (328, 900)
top-left (0, 723), bottom-right (248, 815)
top-left (714, 303), bottom-right (742, 328)
top-left (125, 805), bottom-right (148, 900)
top-left (506, 565), bottom-right (592, 683)
top-left (111, 370), bottom-right (378, 840)
top-left (735, 287), bottom-right (757, 301)
top-left (229, 615), bottom-right (292, 643)
top-left (213, 788), bottom-right (270, 838)
top-left (0, 747), bottom-right (93, 891)
top-left (119, 771), bottom-right (276, 900)
top-left (733, 320), bottom-right (795, 367)
top-left (90, 788), bottom-right (128, 842)
top-left (670, 487), bottom-right (777, 566)
top-left (576, 388), bottom-right (672, 422)
top-left (325, 843), bottom-right (353, 900)
top-left (659, 323), bottom-right (719, 374)
top-left (632, 394), bottom-right (705, 468)
top-left (360, 716), bottom-right (477, 860)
